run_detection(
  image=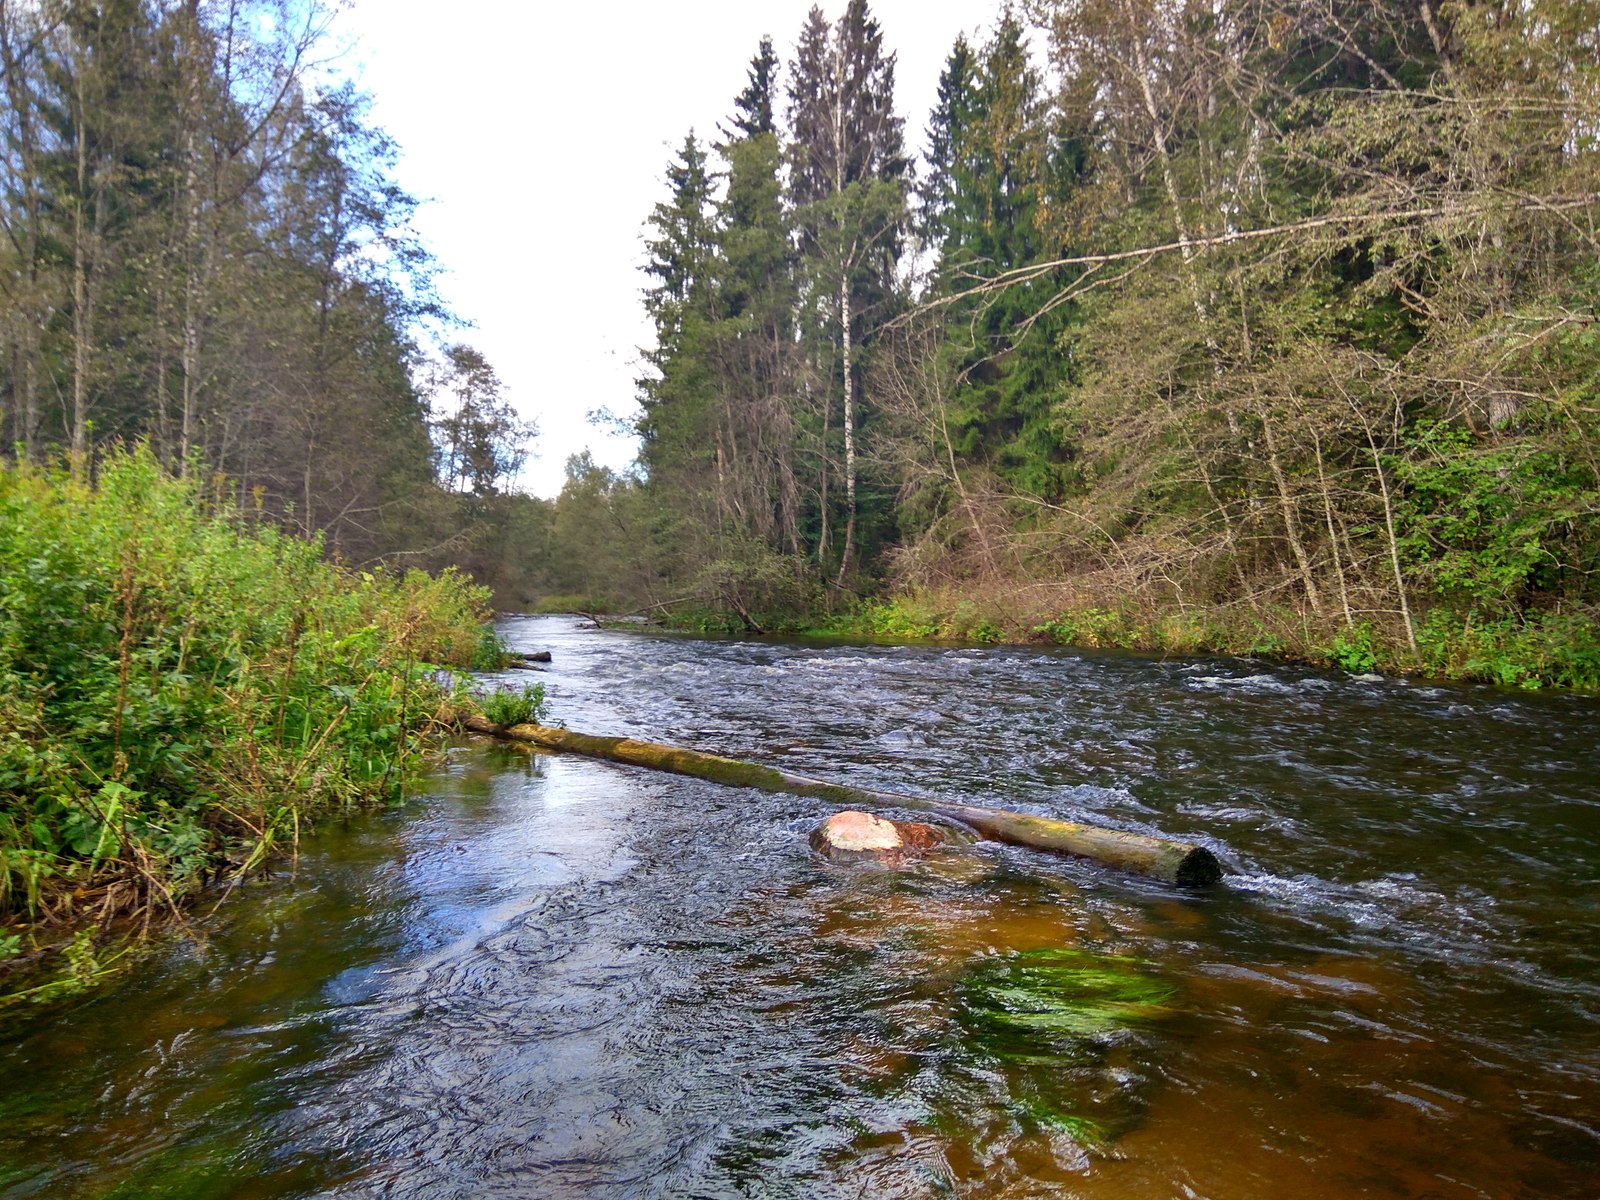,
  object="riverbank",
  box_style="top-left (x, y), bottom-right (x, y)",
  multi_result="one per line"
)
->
top-left (655, 587), bottom-right (1600, 692)
top-left (0, 450), bottom-right (501, 1003)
